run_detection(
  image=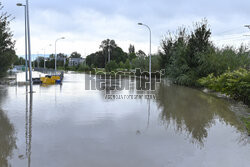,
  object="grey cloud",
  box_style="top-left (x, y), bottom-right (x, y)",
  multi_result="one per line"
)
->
top-left (2, 0), bottom-right (250, 55)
